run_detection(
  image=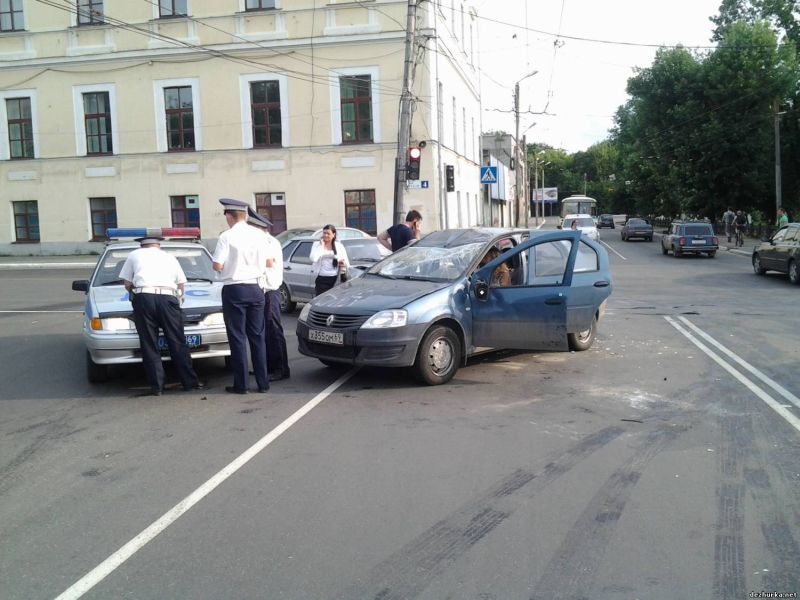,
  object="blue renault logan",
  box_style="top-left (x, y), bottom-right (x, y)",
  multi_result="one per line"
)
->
top-left (296, 228), bottom-right (612, 385)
